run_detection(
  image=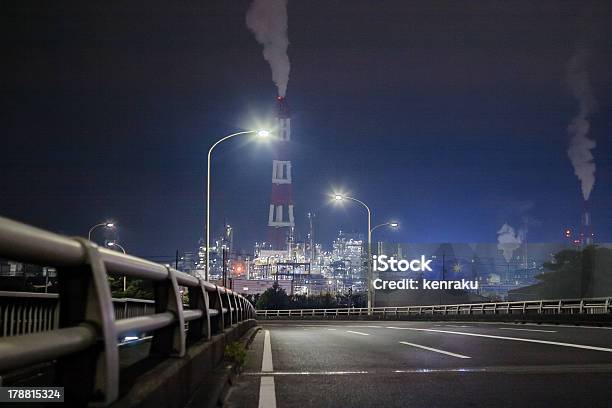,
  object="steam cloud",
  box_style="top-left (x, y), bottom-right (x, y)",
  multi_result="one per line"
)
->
top-left (566, 48), bottom-right (597, 201)
top-left (497, 223), bottom-right (525, 263)
top-left (246, 0), bottom-right (290, 96)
